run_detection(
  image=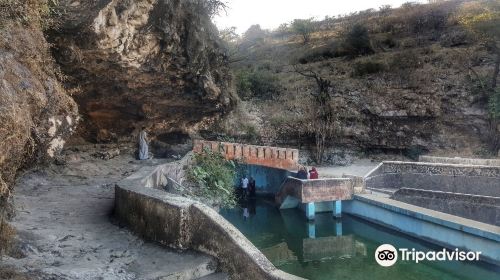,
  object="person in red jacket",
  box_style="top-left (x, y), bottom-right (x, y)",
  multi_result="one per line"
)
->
top-left (309, 167), bottom-right (319, 179)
